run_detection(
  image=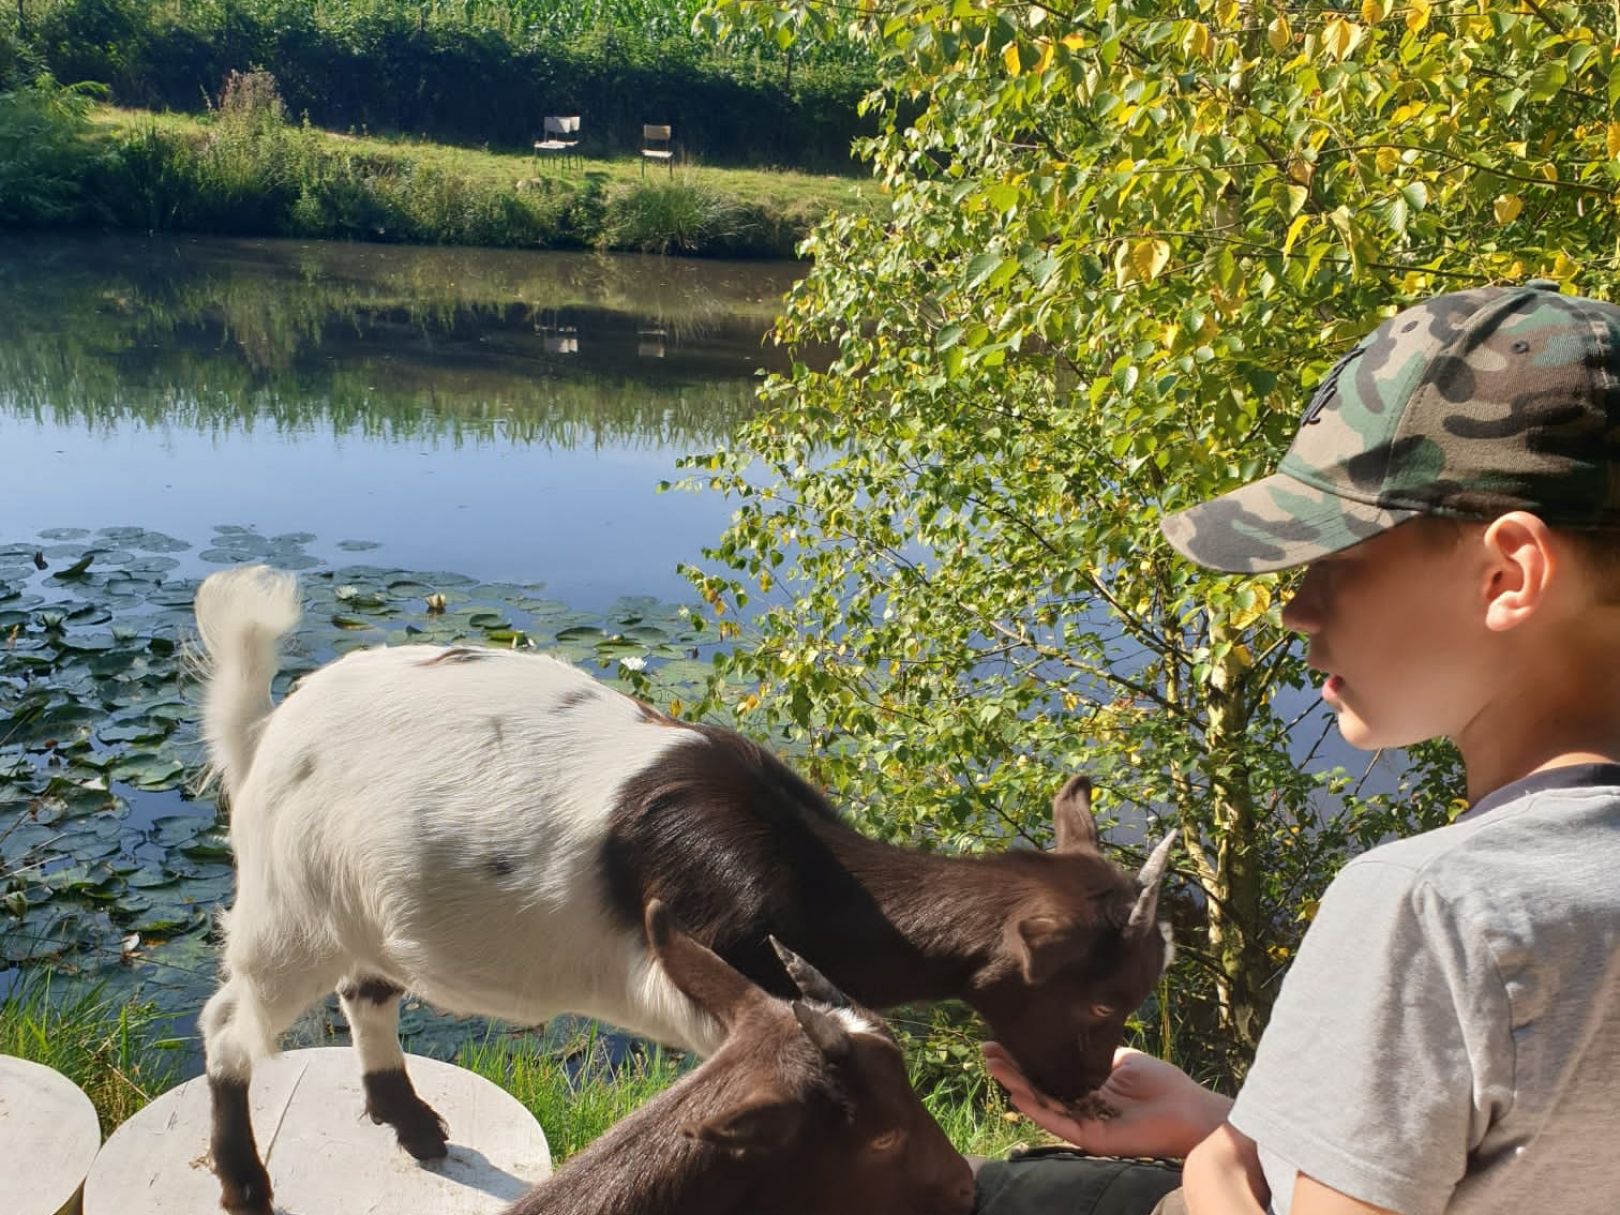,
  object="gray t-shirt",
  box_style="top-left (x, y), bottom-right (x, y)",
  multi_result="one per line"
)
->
top-left (1228, 763), bottom-right (1620, 1215)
